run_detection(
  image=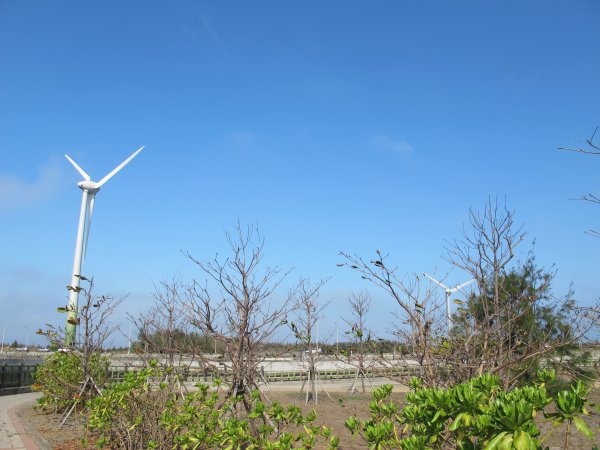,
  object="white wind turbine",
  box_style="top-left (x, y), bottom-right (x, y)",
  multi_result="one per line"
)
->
top-left (422, 273), bottom-right (475, 332)
top-left (64, 146), bottom-right (144, 345)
